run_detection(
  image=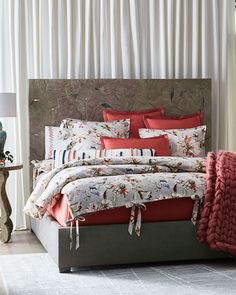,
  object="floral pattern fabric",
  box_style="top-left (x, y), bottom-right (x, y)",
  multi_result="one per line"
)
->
top-left (58, 118), bottom-right (130, 150)
top-left (24, 156), bottom-right (206, 221)
top-left (139, 126), bottom-right (206, 157)
top-left (31, 159), bottom-right (54, 188)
